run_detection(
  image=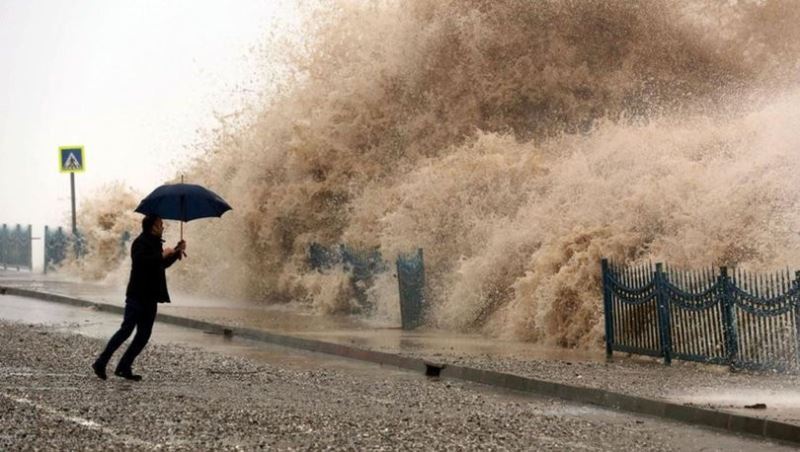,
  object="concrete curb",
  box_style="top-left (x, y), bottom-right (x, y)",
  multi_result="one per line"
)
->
top-left (3, 285), bottom-right (799, 445)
